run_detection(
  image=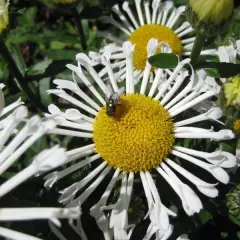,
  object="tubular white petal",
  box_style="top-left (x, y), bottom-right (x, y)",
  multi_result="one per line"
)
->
top-left (177, 234), bottom-right (190, 240)
top-left (76, 53), bottom-right (108, 95)
top-left (47, 89), bottom-right (97, 116)
top-left (168, 6), bottom-right (186, 28)
top-left (0, 146), bottom-right (66, 197)
top-left (175, 107), bottom-right (223, 127)
top-left (58, 162), bottom-right (107, 205)
top-left (0, 115), bottom-right (38, 165)
top-left (156, 166), bottom-right (202, 216)
top-left (135, 0), bottom-right (144, 26)
top-left (144, 1), bottom-right (151, 24)
top-left (161, 1), bottom-right (174, 25)
top-left (164, 65), bottom-right (194, 110)
top-left (1, 98), bottom-right (24, 117)
top-left (166, 158), bottom-right (218, 196)
top-left (113, 4), bottom-right (134, 32)
top-left (170, 89), bottom-right (220, 117)
top-left (48, 128), bottom-right (93, 138)
top-left (161, 163), bottom-right (203, 215)
top-left (156, 4), bottom-right (164, 24)
top-left (123, 41), bottom-right (135, 94)
top-left (145, 171), bottom-right (169, 230)
top-left (66, 64), bottom-right (105, 105)
top-left (44, 153), bottom-right (99, 188)
top-left (148, 69), bottom-right (163, 97)
top-left (172, 150), bottom-right (230, 184)
top-left (140, 39), bottom-right (159, 94)
top-left (69, 166), bottom-right (112, 207)
top-left (0, 227), bottom-right (43, 240)
top-left (177, 26), bottom-right (194, 38)
top-left (0, 207), bottom-right (80, 221)
top-left (90, 169), bottom-right (120, 234)
top-left (217, 45), bottom-right (237, 63)
top-left (154, 58), bottom-right (191, 101)
top-left (122, 2), bottom-right (139, 29)
top-left (49, 221), bottom-right (68, 240)
top-left (0, 106), bottom-right (28, 151)
top-left (100, 16), bottom-right (131, 35)
top-left (182, 36), bottom-right (195, 44)
top-left (101, 54), bottom-right (119, 92)
top-left (0, 119), bottom-right (56, 175)
top-left (174, 21), bottom-right (190, 34)
top-left (151, 0), bottom-right (161, 23)
top-left (174, 146), bottom-right (236, 168)
top-left (110, 172), bottom-right (134, 236)
top-left (161, 70), bottom-right (188, 106)
top-left (174, 127), bottom-right (214, 133)
top-left (175, 129), bottom-right (235, 141)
